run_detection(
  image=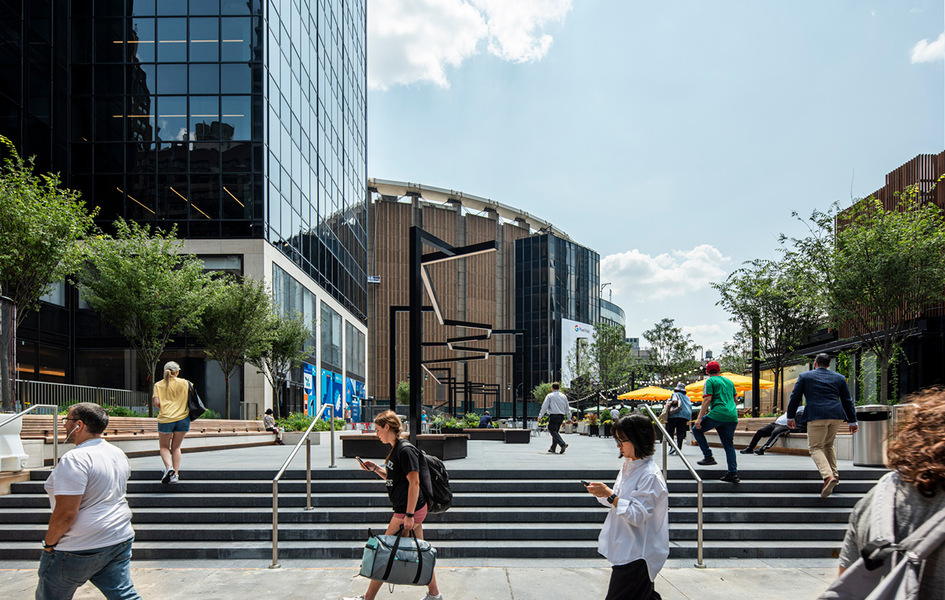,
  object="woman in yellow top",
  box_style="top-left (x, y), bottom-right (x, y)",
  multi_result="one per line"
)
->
top-left (152, 361), bottom-right (191, 484)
